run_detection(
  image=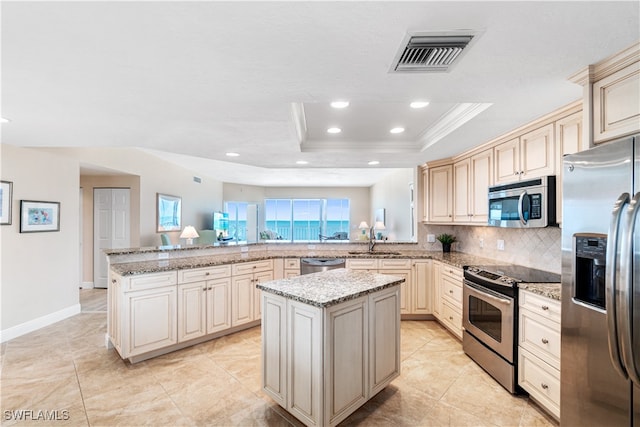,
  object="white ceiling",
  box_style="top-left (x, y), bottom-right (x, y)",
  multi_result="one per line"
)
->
top-left (2, 1), bottom-right (639, 186)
